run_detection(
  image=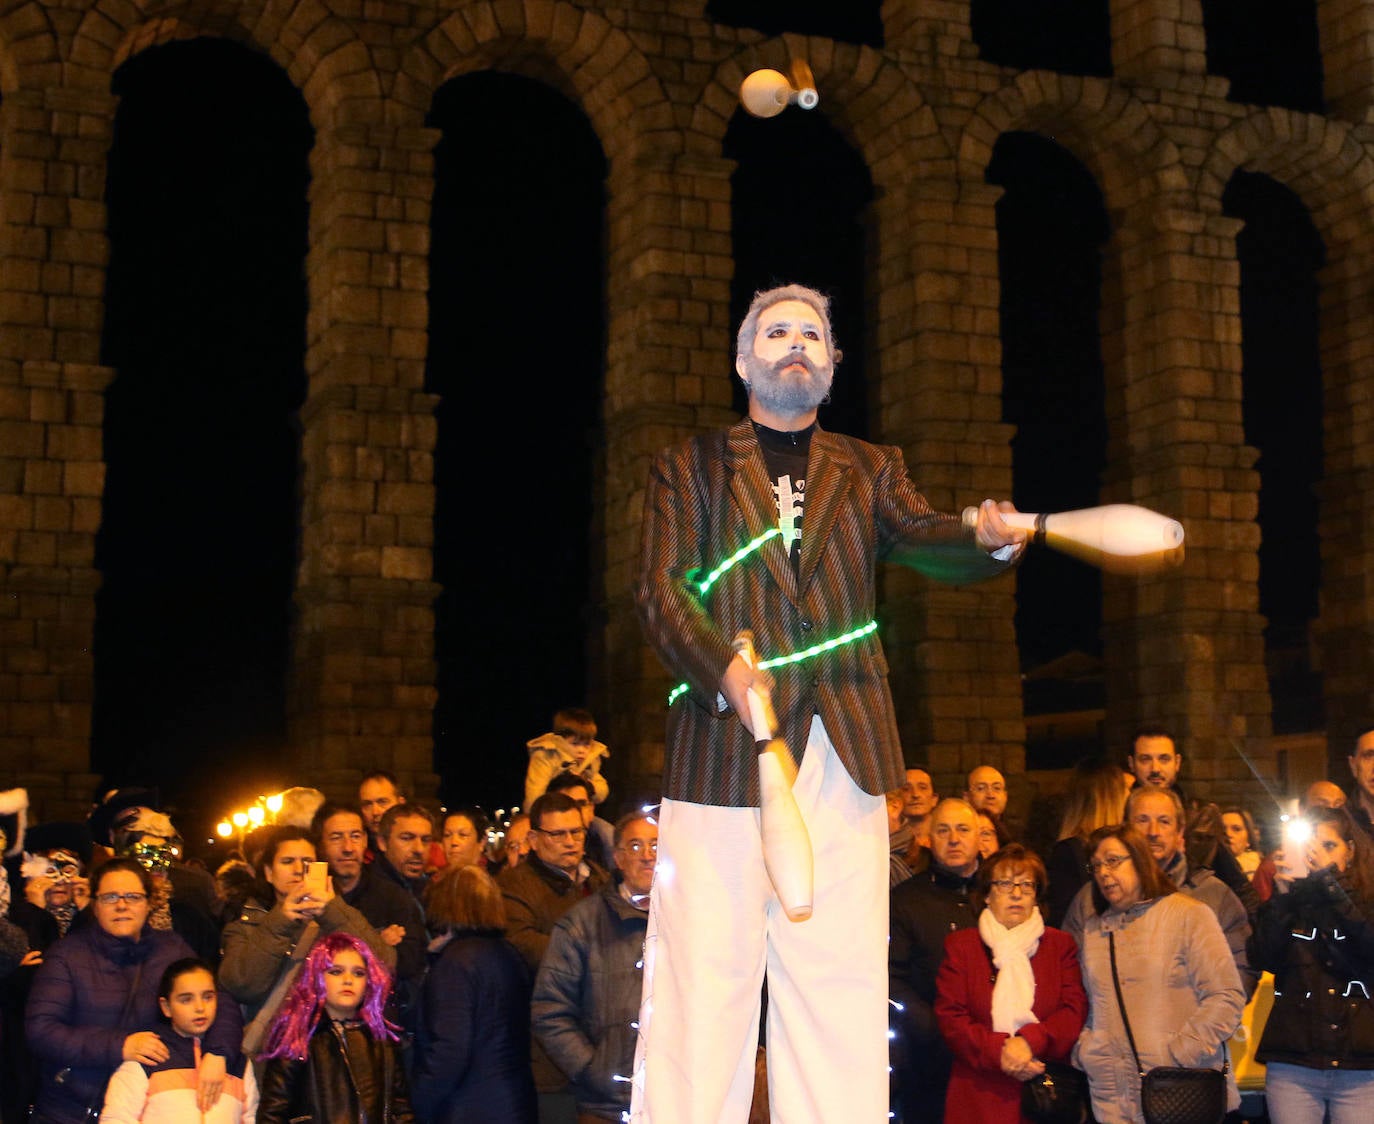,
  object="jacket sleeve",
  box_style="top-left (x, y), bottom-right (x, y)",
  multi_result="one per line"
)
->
top-left (201, 983), bottom-right (246, 1066)
top-left (502, 879), bottom-right (552, 972)
top-left (634, 444), bottom-right (737, 708)
top-left (934, 934), bottom-right (1006, 1073)
top-left (888, 890), bottom-right (937, 1048)
top-left (876, 446), bottom-right (1013, 584)
top-left (317, 896), bottom-right (397, 974)
top-left (255, 1058), bottom-right (303, 1124)
top-left (219, 908), bottom-right (302, 1006)
top-left (1017, 933), bottom-right (1088, 1063)
top-left (98, 1061), bottom-right (148, 1124)
top-left (1210, 881), bottom-right (1259, 1001)
top-left (409, 952), bottom-right (475, 1121)
top-left (242, 1060), bottom-right (260, 1124)
top-left (580, 754), bottom-right (610, 805)
top-left (25, 945), bottom-right (127, 1071)
top-left (1313, 866), bottom-right (1374, 960)
top-left (388, 1041), bottom-right (415, 1124)
top-left (1246, 888), bottom-right (1299, 975)
top-left (531, 913), bottom-right (596, 1082)
top-left (1167, 902), bottom-right (1246, 1068)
